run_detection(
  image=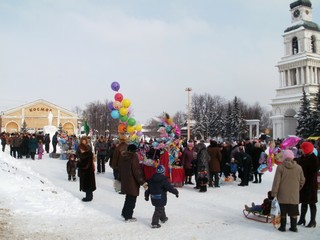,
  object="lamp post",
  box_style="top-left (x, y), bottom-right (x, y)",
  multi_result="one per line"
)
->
top-left (185, 87), bottom-right (192, 141)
